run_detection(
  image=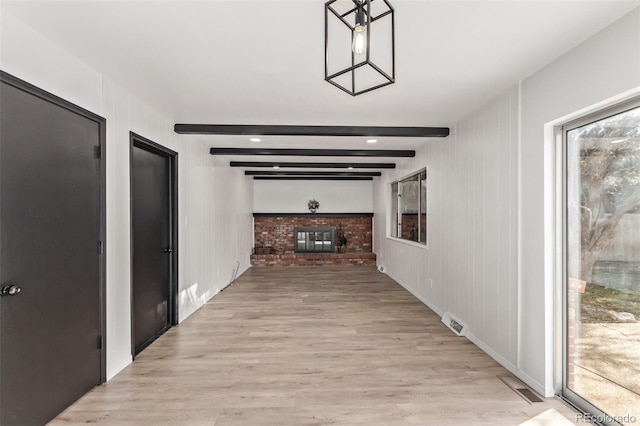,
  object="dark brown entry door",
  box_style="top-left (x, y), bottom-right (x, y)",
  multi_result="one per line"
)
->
top-left (0, 73), bottom-right (104, 425)
top-left (131, 135), bottom-right (176, 355)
